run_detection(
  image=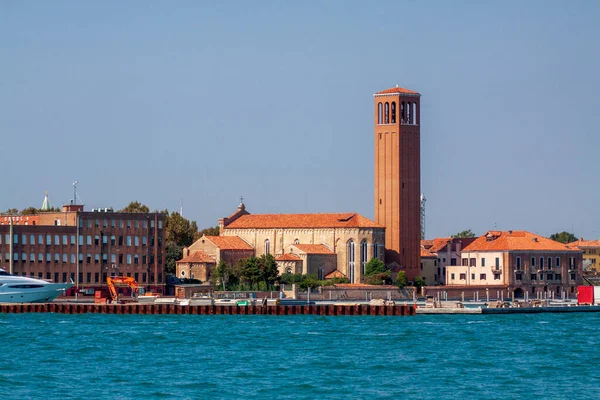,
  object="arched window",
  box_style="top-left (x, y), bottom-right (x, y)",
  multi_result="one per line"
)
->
top-left (413, 102), bottom-right (418, 125)
top-left (318, 267), bottom-right (324, 280)
top-left (264, 239), bottom-right (270, 255)
top-left (373, 242), bottom-right (379, 259)
top-left (294, 239), bottom-right (300, 245)
top-left (285, 267), bottom-right (292, 274)
top-left (391, 102), bottom-right (396, 123)
top-left (347, 240), bottom-right (355, 283)
top-left (360, 240), bottom-right (368, 275)
top-left (406, 102), bottom-right (411, 124)
top-left (401, 102), bottom-right (406, 123)
top-left (377, 102), bottom-right (383, 124)
top-left (384, 102), bottom-right (390, 124)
